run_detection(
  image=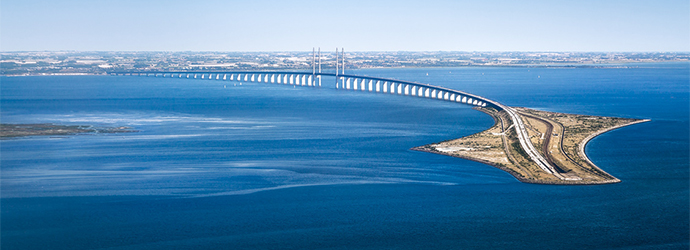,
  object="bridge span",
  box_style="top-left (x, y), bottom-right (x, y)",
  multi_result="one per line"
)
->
top-left (110, 71), bottom-right (492, 108)
top-left (109, 70), bottom-right (565, 180)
